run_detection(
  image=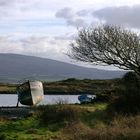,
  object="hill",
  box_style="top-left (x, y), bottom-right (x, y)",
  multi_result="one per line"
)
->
top-left (0, 53), bottom-right (125, 83)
